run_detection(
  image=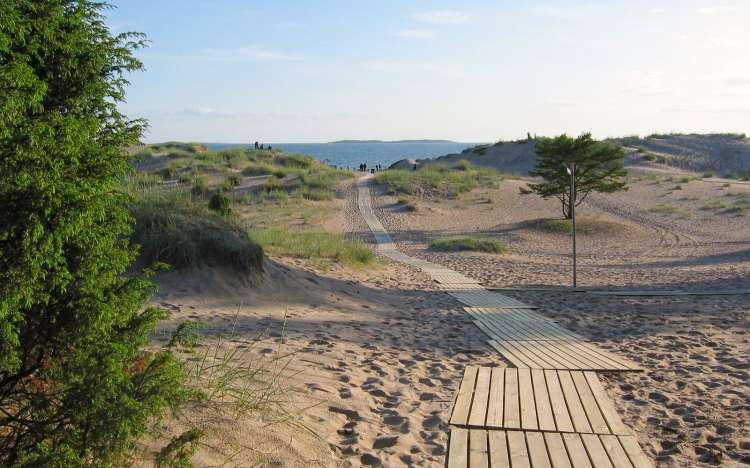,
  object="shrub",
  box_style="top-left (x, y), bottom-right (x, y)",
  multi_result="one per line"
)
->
top-left (209, 190), bottom-right (232, 216)
top-left (374, 165), bottom-right (499, 198)
top-left (456, 159), bottom-right (472, 171)
top-left (129, 191), bottom-right (263, 273)
top-left (251, 230), bottom-right (375, 266)
top-left (429, 236), bottom-right (507, 253)
top-left (225, 173), bottom-right (242, 187)
top-left (524, 217), bottom-right (619, 235)
top-left (0, 4), bottom-right (191, 465)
